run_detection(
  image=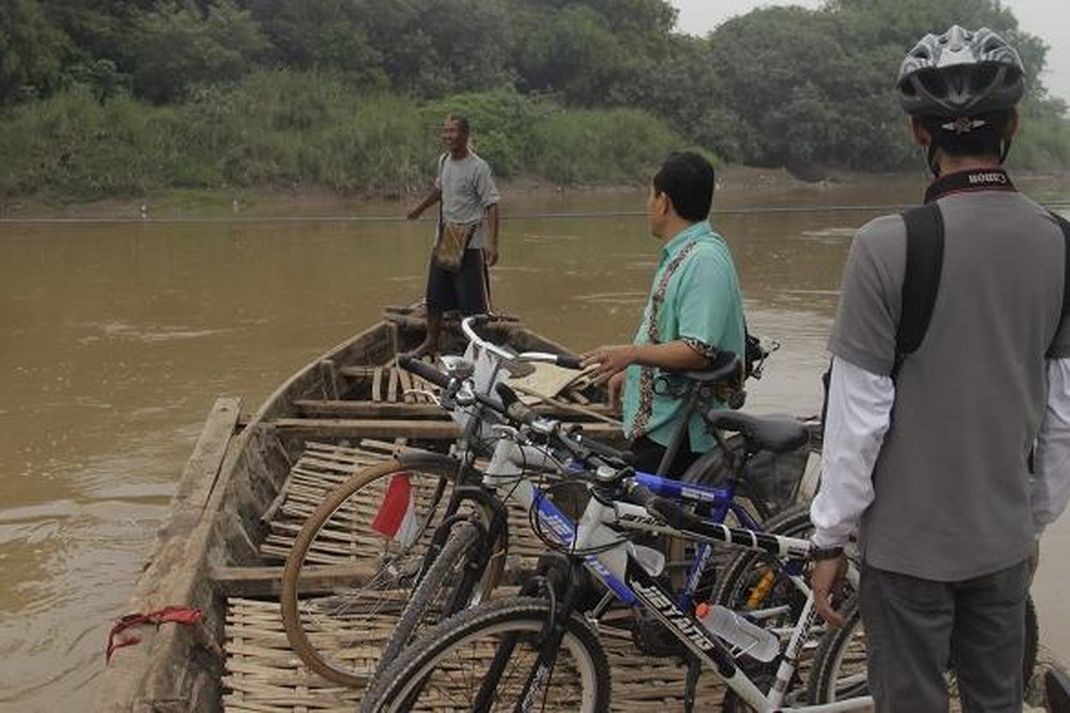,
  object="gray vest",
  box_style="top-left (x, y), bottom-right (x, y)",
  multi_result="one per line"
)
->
top-left (829, 175), bottom-right (1070, 581)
